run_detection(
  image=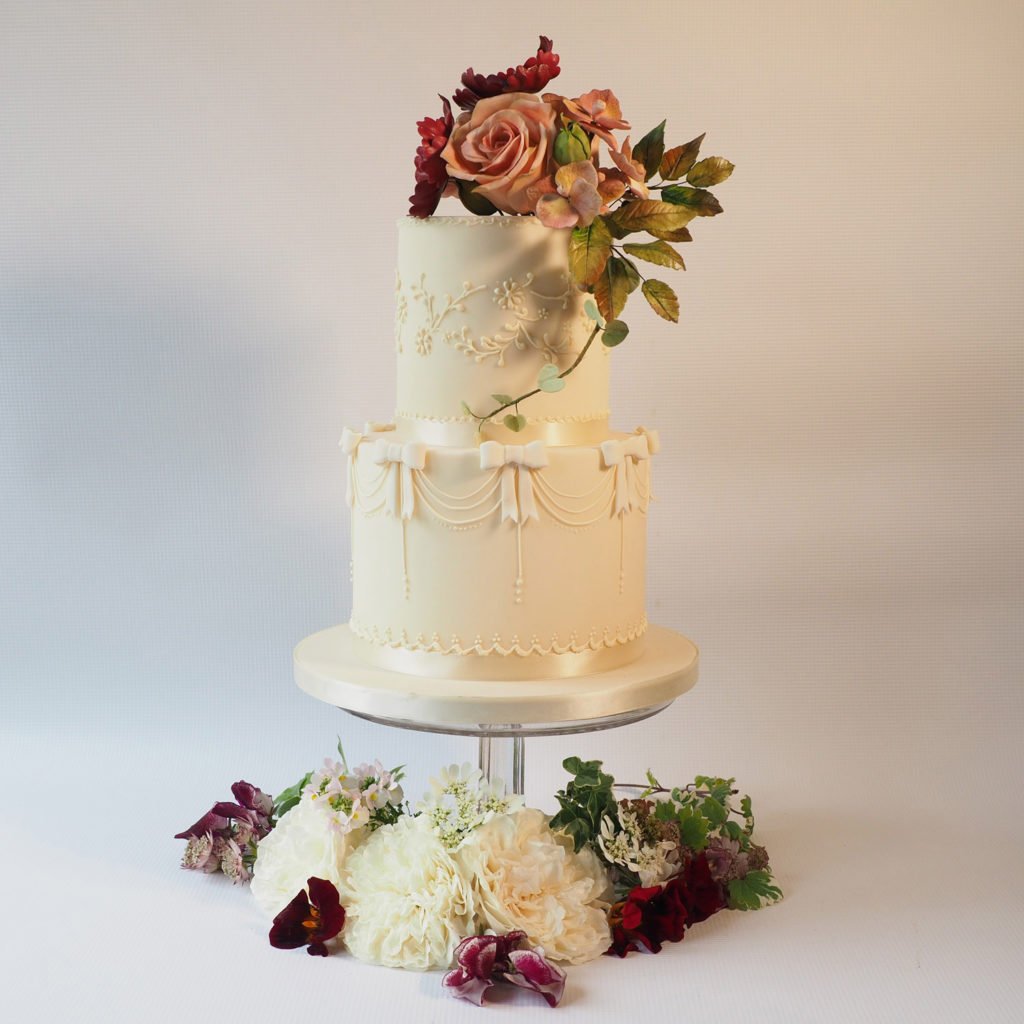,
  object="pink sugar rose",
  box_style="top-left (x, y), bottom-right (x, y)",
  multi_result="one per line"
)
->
top-left (441, 92), bottom-right (558, 215)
